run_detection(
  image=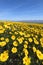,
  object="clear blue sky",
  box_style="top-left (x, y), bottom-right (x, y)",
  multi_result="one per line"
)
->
top-left (0, 0), bottom-right (43, 21)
